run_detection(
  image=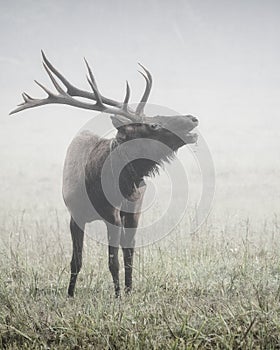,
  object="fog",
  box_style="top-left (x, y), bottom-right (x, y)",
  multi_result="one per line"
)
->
top-left (1, 0), bottom-right (280, 220)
